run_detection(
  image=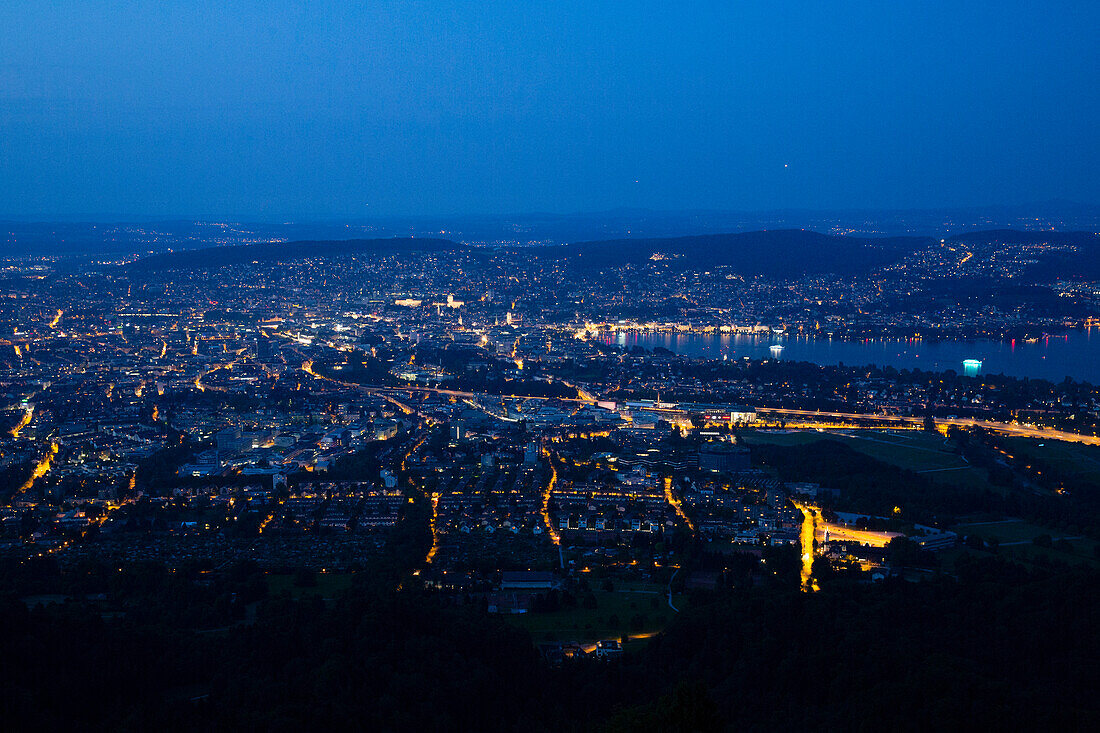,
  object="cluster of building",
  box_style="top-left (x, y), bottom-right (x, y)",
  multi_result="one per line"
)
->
top-left (2, 231), bottom-right (1089, 577)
